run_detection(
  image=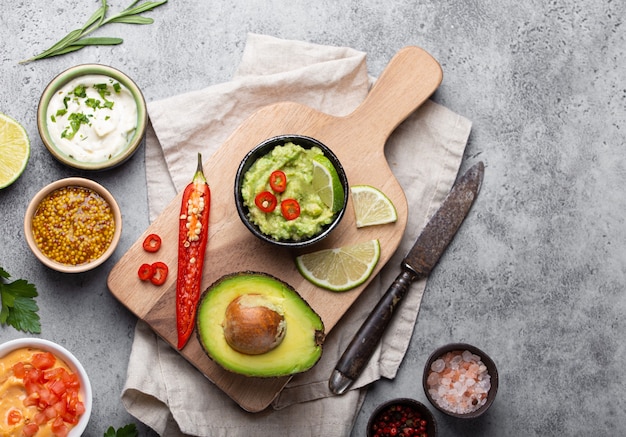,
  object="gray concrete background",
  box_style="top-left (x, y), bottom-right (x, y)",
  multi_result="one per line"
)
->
top-left (1, 1), bottom-right (625, 435)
